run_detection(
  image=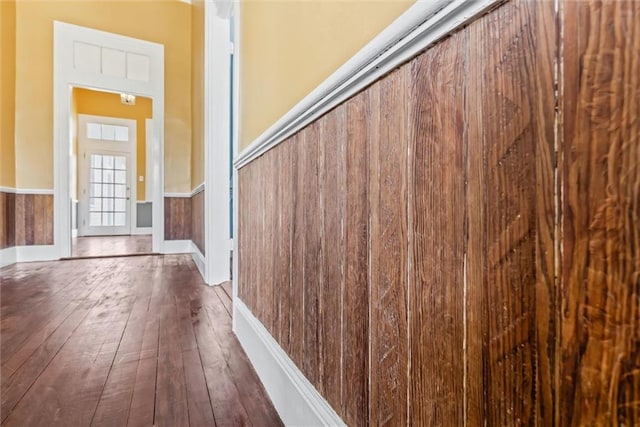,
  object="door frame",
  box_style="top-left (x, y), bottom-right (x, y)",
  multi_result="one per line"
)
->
top-left (54, 22), bottom-right (165, 258)
top-left (77, 114), bottom-right (137, 237)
